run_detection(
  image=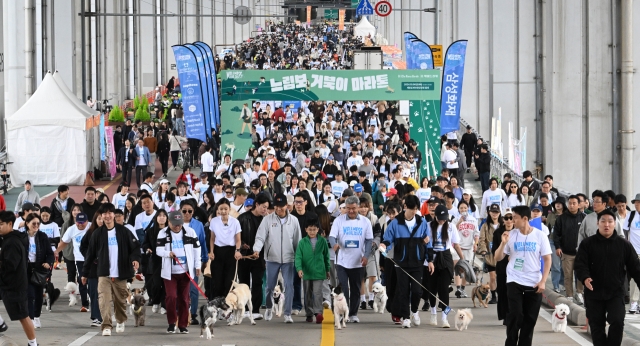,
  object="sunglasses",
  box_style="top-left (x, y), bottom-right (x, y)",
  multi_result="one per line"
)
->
top-left (30, 222), bottom-right (41, 226)
top-left (503, 216), bottom-right (513, 221)
top-left (181, 209), bottom-right (193, 214)
top-left (225, 191), bottom-right (233, 194)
